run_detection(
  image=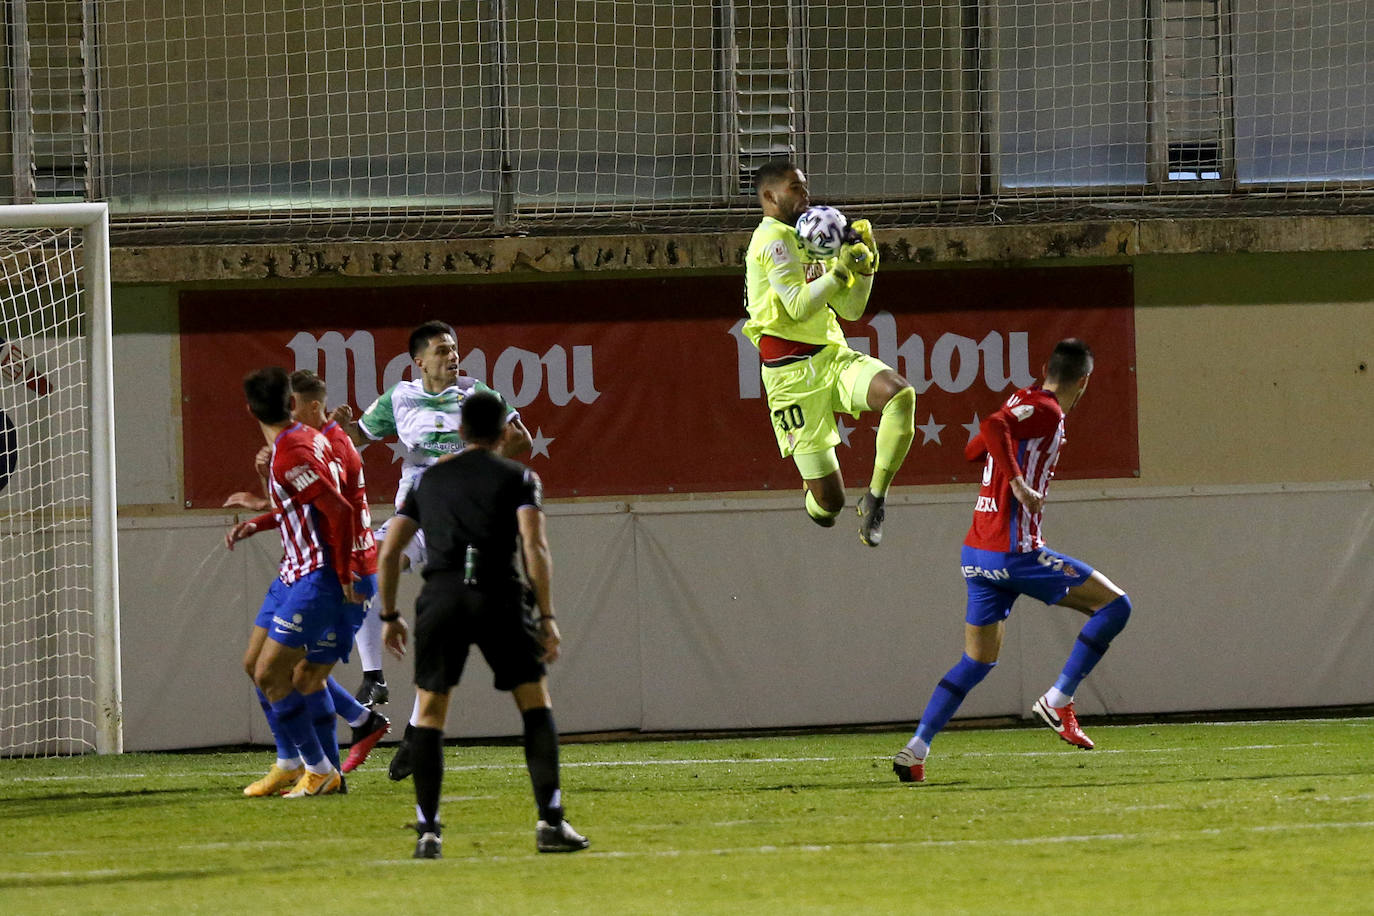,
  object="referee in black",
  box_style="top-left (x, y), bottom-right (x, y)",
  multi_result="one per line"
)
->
top-left (376, 390), bottom-right (588, 859)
